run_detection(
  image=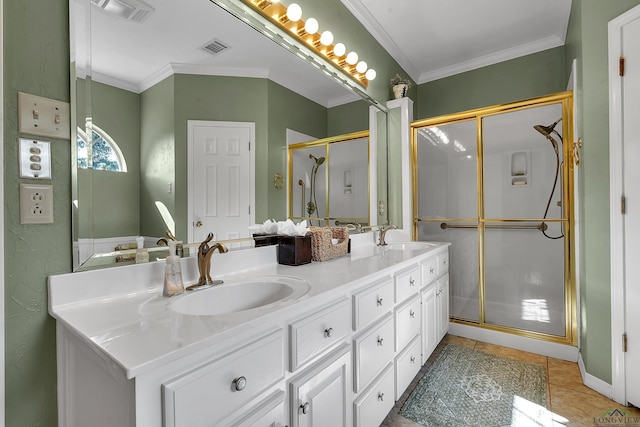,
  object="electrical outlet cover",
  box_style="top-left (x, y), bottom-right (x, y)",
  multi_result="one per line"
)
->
top-left (20, 183), bottom-right (54, 224)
